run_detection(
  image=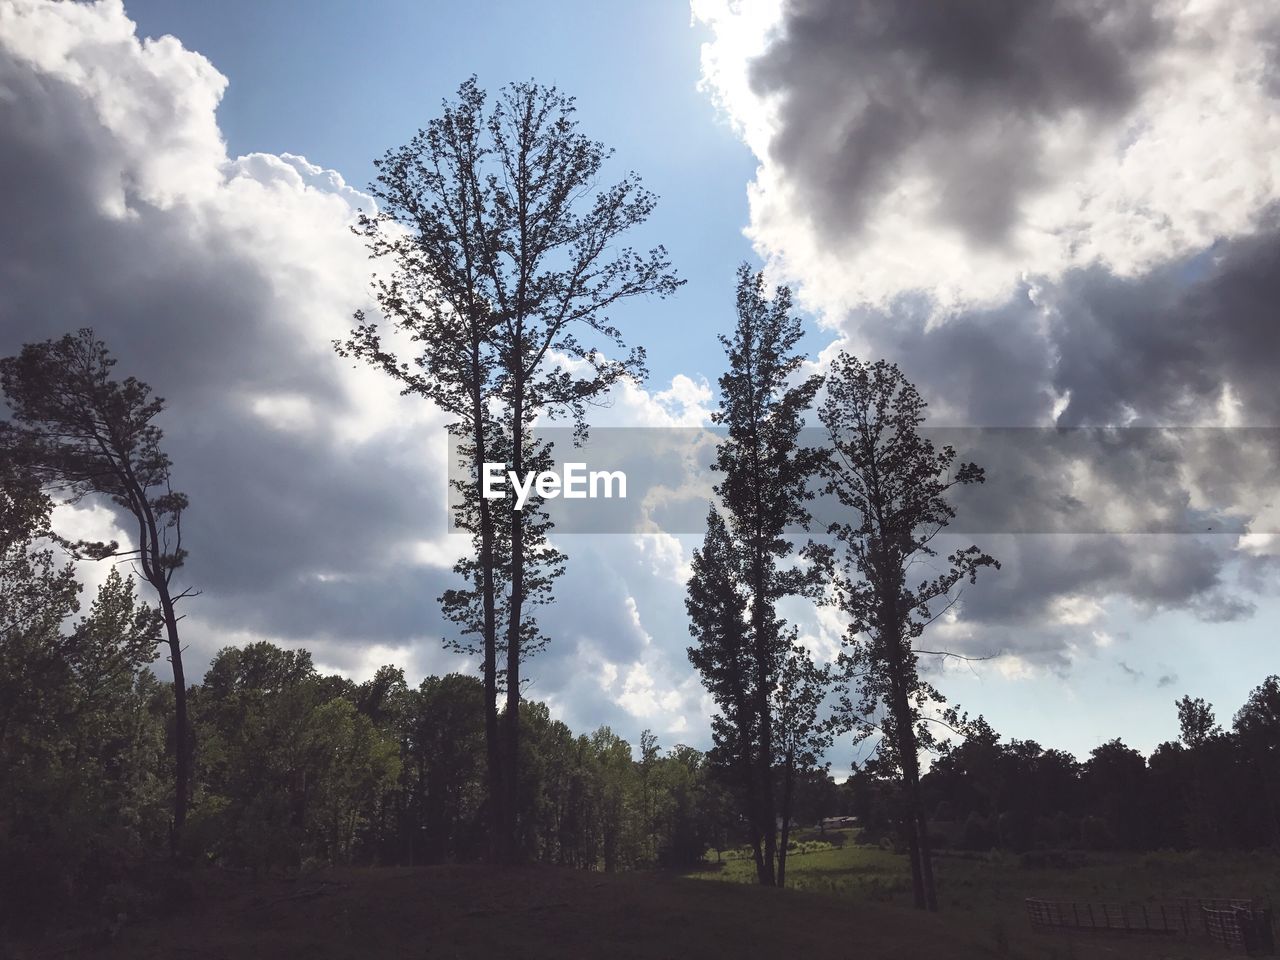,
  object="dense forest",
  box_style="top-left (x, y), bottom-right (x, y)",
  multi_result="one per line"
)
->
top-left (3, 77), bottom-right (1280, 942)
